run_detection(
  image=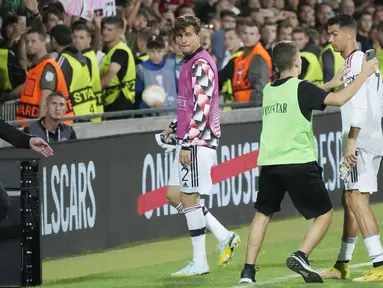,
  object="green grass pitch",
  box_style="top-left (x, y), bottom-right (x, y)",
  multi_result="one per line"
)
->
top-left (42, 203), bottom-right (383, 287)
